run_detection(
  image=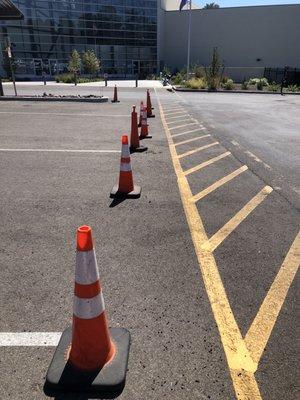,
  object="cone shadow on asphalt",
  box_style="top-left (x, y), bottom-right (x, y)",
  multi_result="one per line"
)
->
top-left (109, 197), bottom-right (127, 208)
